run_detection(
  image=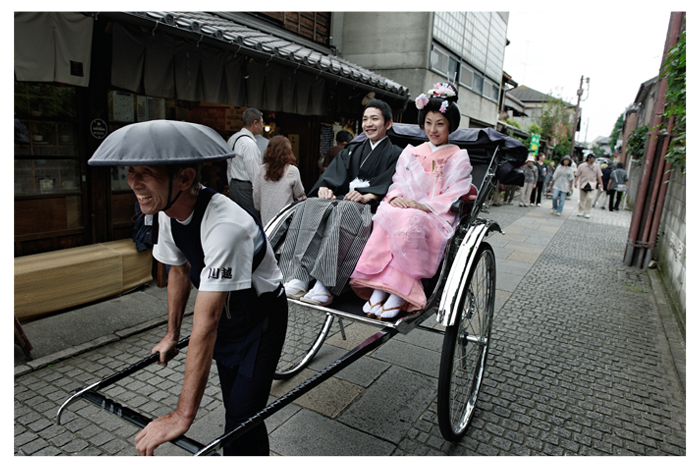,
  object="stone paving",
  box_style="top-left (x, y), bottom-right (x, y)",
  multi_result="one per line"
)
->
top-left (14, 198), bottom-right (686, 456)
